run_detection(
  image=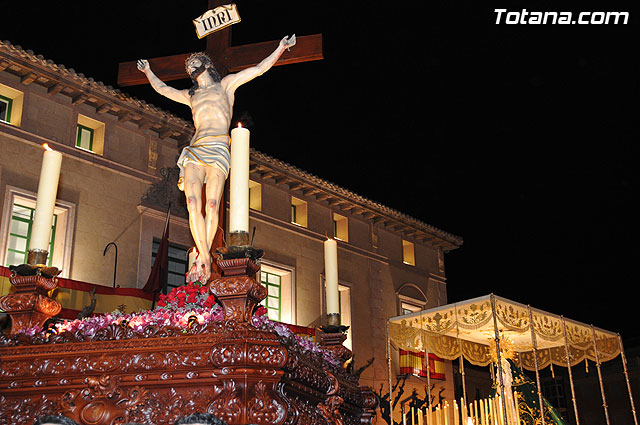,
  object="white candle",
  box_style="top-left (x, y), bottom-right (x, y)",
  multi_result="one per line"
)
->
top-left (324, 238), bottom-right (339, 315)
top-left (461, 400), bottom-right (467, 425)
top-left (229, 125), bottom-right (250, 233)
top-left (188, 247), bottom-right (198, 269)
top-left (473, 401), bottom-right (478, 425)
top-left (29, 144), bottom-right (62, 253)
top-left (454, 400), bottom-right (459, 425)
